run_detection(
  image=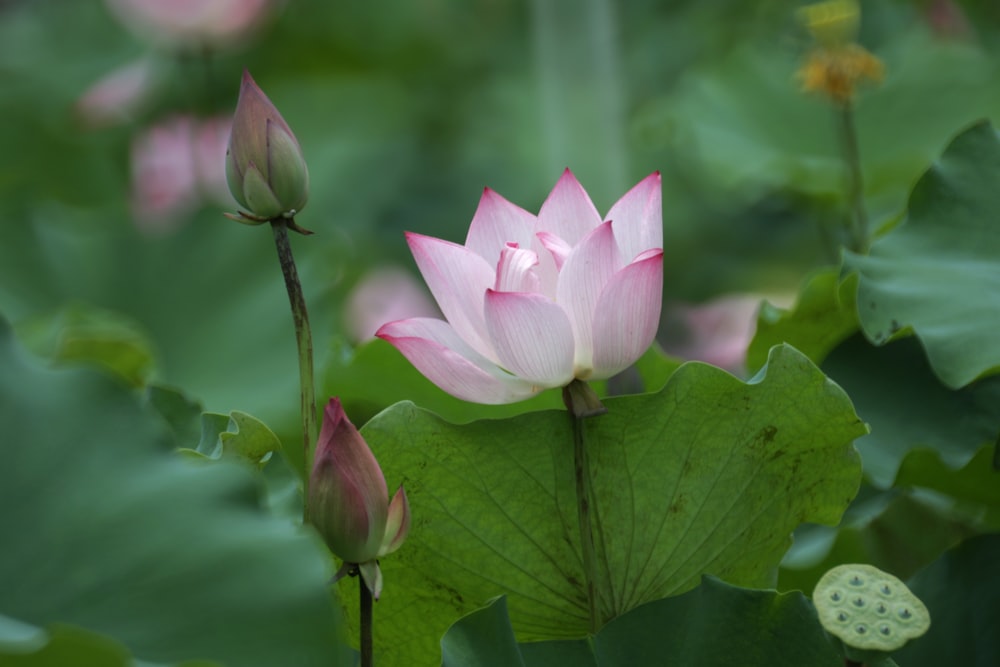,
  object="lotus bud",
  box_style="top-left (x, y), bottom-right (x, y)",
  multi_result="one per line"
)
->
top-left (225, 70), bottom-right (309, 222)
top-left (309, 398), bottom-right (411, 598)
